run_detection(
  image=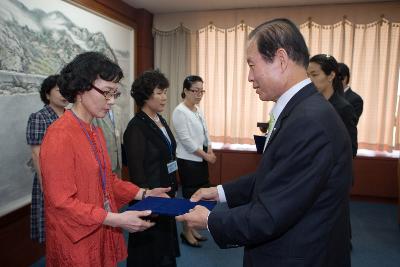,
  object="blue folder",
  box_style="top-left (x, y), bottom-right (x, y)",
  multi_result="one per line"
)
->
top-left (127, 197), bottom-right (217, 216)
top-left (254, 135), bottom-right (266, 154)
